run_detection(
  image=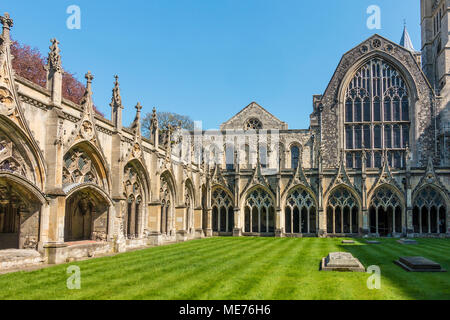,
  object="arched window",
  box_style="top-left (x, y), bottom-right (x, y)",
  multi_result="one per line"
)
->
top-left (291, 145), bottom-right (300, 169)
top-left (326, 188), bottom-right (359, 234)
top-left (244, 188), bottom-right (274, 233)
top-left (413, 187), bottom-right (447, 234)
top-left (185, 186), bottom-right (194, 233)
top-left (244, 118), bottom-right (262, 131)
top-left (212, 188), bottom-right (234, 233)
top-left (285, 187), bottom-right (316, 234)
top-left (369, 187), bottom-right (402, 236)
top-left (123, 164), bottom-right (145, 239)
top-left (344, 58), bottom-right (410, 169)
top-left (160, 176), bottom-right (173, 235)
